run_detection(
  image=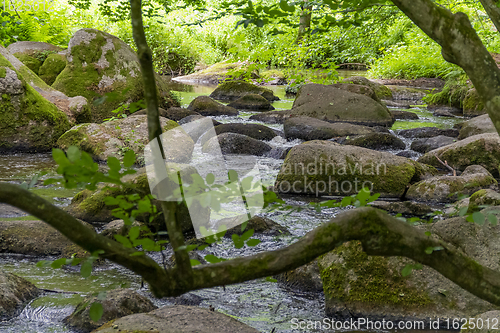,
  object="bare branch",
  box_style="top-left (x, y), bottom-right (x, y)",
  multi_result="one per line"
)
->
top-left (435, 155), bottom-right (457, 176)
